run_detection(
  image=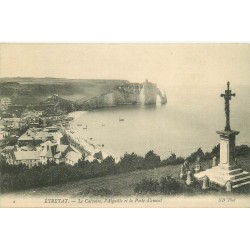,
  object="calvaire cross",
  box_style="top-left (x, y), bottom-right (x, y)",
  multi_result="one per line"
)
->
top-left (220, 81), bottom-right (236, 131)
